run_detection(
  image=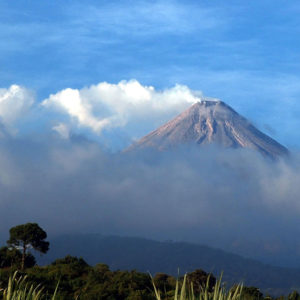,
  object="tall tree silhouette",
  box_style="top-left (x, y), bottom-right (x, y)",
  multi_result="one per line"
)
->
top-left (7, 223), bottom-right (49, 270)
